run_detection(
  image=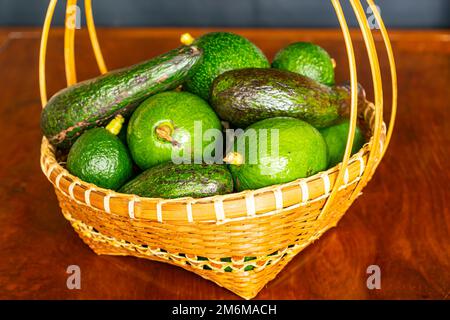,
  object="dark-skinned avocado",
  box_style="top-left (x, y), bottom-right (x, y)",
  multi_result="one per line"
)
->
top-left (226, 117), bottom-right (328, 191)
top-left (184, 32), bottom-right (269, 101)
top-left (319, 119), bottom-right (365, 167)
top-left (119, 163), bottom-right (233, 199)
top-left (127, 91), bottom-right (222, 170)
top-left (272, 42), bottom-right (335, 86)
top-left (211, 68), bottom-right (366, 129)
top-left (41, 45), bottom-right (202, 149)
top-left (66, 119), bottom-right (133, 190)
